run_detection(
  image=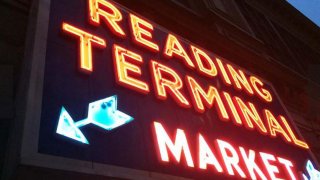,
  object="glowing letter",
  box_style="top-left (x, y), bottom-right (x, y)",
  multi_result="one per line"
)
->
top-left (164, 34), bottom-right (195, 69)
top-left (129, 14), bottom-right (159, 51)
top-left (199, 134), bottom-right (223, 172)
top-left (264, 110), bottom-right (292, 143)
top-left (153, 121), bottom-right (194, 167)
top-left (234, 97), bottom-right (267, 134)
top-left (62, 23), bottom-right (106, 73)
top-left (150, 60), bottom-right (190, 108)
top-left (216, 58), bottom-right (232, 85)
top-left (217, 139), bottom-right (246, 178)
top-left (250, 76), bottom-right (272, 102)
top-left (191, 46), bottom-right (217, 77)
top-left (113, 45), bottom-right (149, 94)
top-left (239, 147), bottom-right (267, 180)
top-left (278, 157), bottom-right (297, 180)
top-left (186, 76), bottom-right (229, 120)
top-left (223, 92), bottom-right (242, 125)
top-left (280, 116), bottom-right (309, 149)
top-left (89, 0), bottom-right (125, 37)
top-left (226, 64), bottom-right (254, 94)
top-left (260, 152), bottom-right (283, 180)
